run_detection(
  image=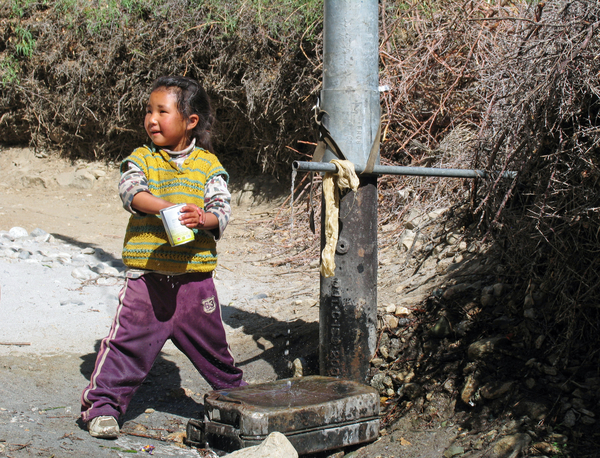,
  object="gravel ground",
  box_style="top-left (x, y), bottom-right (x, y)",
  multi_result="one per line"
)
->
top-left (0, 146), bottom-right (477, 458)
top-left (0, 146), bottom-right (322, 457)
